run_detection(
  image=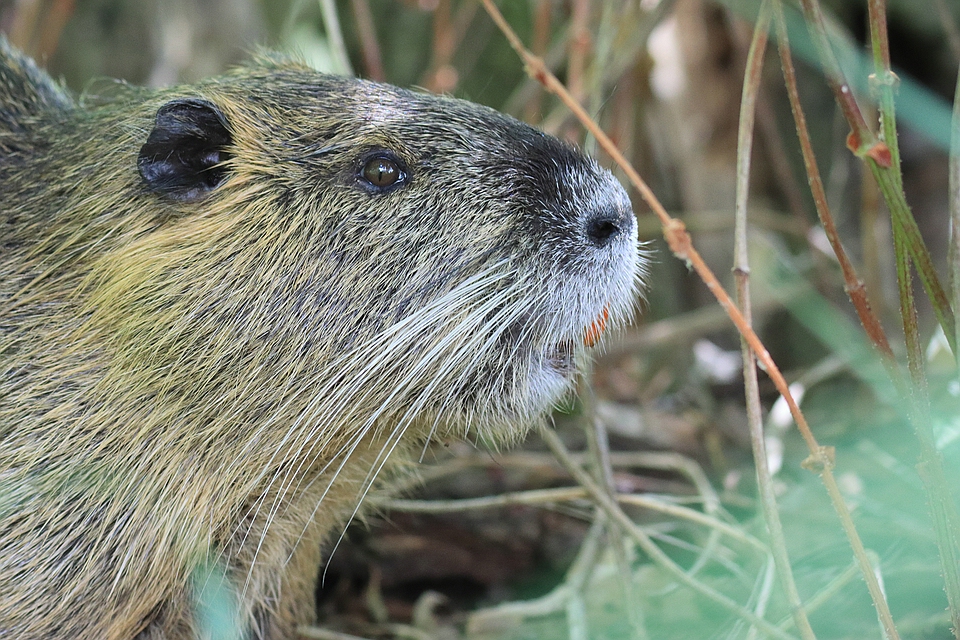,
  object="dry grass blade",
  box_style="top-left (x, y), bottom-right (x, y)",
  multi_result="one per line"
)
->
top-left (538, 425), bottom-right (797, 640)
